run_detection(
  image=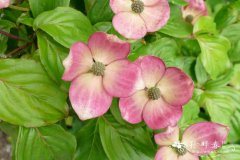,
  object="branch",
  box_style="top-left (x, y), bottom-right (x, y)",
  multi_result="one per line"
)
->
top-left (4, 42), bottom-right (32, 58)
top-left (9, 5), bottom-right (29, 12)
top-left (0, 29), bottom-right (27, 42)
